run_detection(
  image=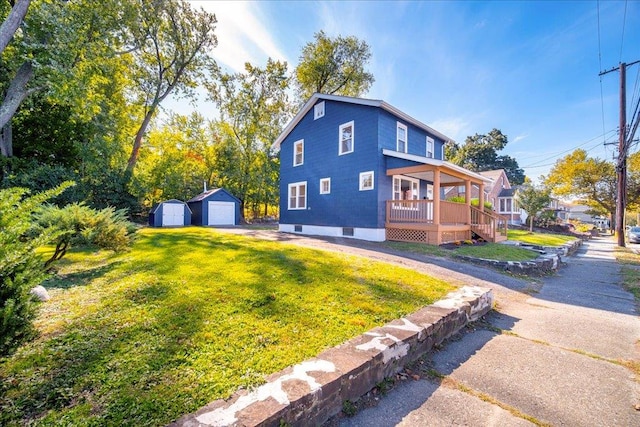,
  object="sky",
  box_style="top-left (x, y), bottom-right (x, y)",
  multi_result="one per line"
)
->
top-left (181, 0), bottom-right (640, 182)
